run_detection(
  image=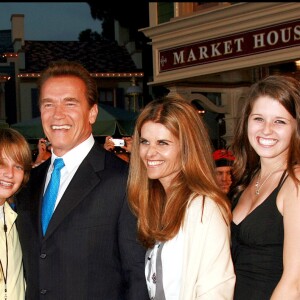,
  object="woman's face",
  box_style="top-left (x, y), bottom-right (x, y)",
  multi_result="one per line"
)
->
top-left (247, 95), bottom-right (296, 160)
top-left (0, 152), bottom-right (25, 205)
top-left (139, 121), bottom-right (181, 191)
